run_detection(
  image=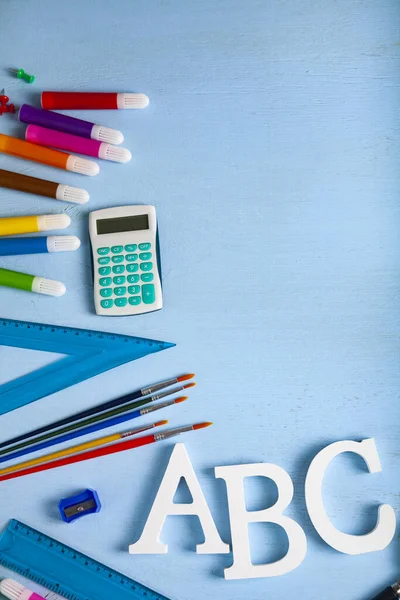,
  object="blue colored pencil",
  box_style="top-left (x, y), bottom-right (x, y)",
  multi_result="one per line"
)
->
top-left (0, 397), bottom-right (186, 465)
